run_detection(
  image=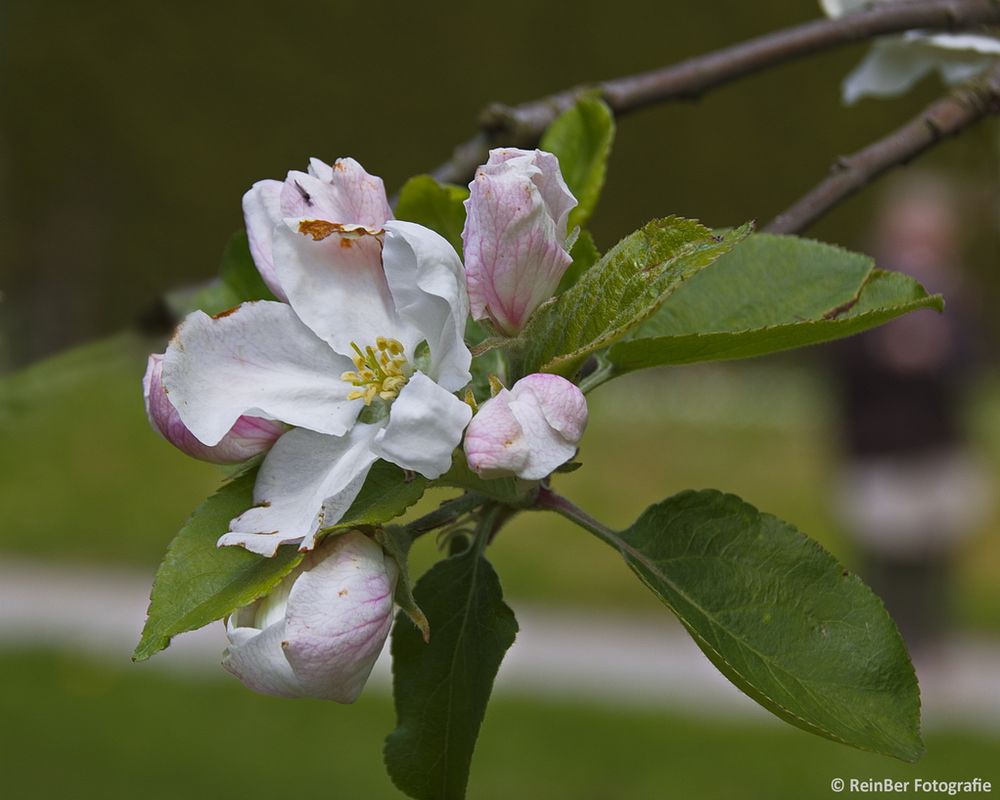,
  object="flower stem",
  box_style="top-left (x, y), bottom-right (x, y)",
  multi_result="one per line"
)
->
top-left (535, 487), bottom-right (620, 549)
top-left (406, 493), bottom-right (487, 540)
